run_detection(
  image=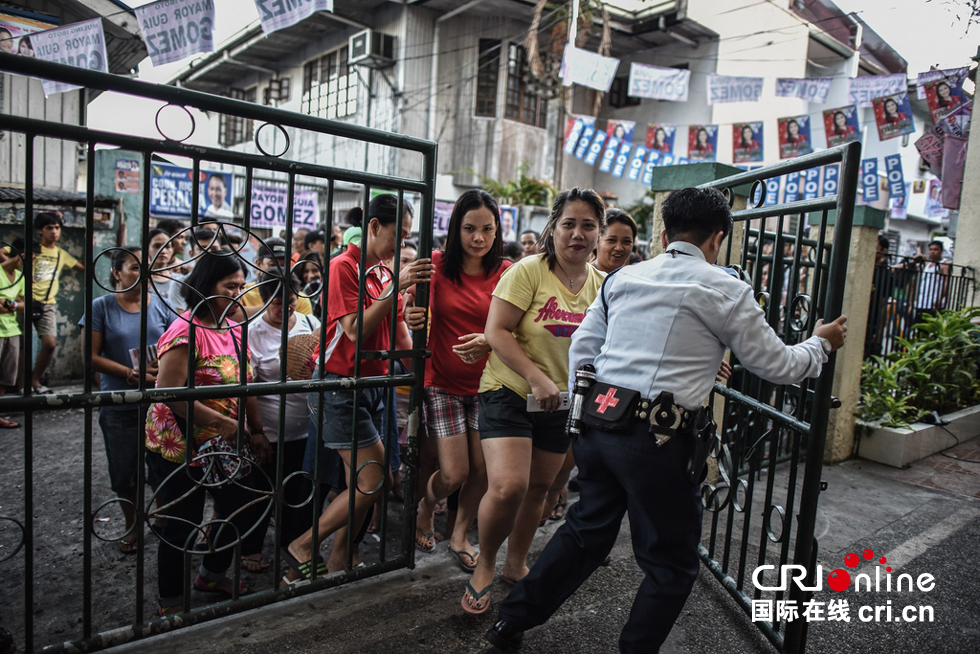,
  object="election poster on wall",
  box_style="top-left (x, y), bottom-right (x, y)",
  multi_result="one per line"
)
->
top-left (917, 67), bottom-right (967, 99)
top-left (646, 124), bottom-right (675, 154)
top-left (890, 184), bottom-right (910, 220)
top-left (627, 63), bottom-right (690, 102)
top-left (848, 74), bottom-right (906, 107)
top-left (923, 72), bottom-right (968, 122)
top-left (563, 115), bottom-right (596, 155)
top-left (606, 120), bottom-right (636, 142)
top-left (31, 18), bottom-right (108, 95)
top-left (114, 159), bottom-right (140, 194)
top-left (0, 10), bottom-right (56, 58)
top-left (872, 92), bottom-right (915, 141)
top-left (249, 184), bottom-right (319, 230)
top-left (925, 179), bottom-right (949, 218)
top-left (687, 125), bottom-right (718, 162)
top-left (135, 0), bottom-right (215, 67)
top-left (254, 0), bottom-right (333, 35)
top-left (777, 115), bottom-right (812, 159)
top-left (149, 163), bottom-right (234, 219)
top-left (823, 105), bottom-right (860, 148)
top-left (732, 122), bottom-right (763, 164)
